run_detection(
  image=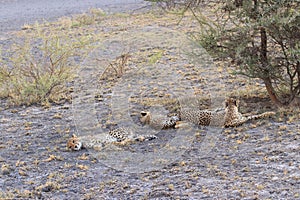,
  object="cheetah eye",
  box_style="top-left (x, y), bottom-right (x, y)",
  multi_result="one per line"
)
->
top-left (72, 140), bottom-right (75, 143)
